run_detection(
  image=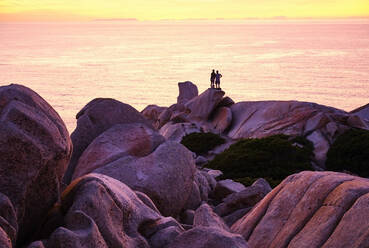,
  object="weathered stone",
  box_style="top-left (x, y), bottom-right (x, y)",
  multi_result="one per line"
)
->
top-left (177, 81), bottom-right (198, 105)
top-left (223, 208), bottom-right (252, 227)
top-left (0, 84), bottom-right (72, 245)
top-left (166, 226), bottom-right (249, 248)
top-left (149, 226), bottom-right (183, 248)
top-left (231, 171), bottom-right (369, 248)
top-left (194, 203), bottom-right (229, 231)
top-left (72, 123), bottom-right (165, 180)
top-left (141, 104), bottom-right (167, 127)
top-left (181, 209), bottom-right (195, 225)
top-left (307, 130), bottom-right (330, 166)
top-left (211, 107), bottom-right (232, 133)
top-left (185, 89), bottom-right (225, 121)
top-left (351, 103), bottom-right (369, 123)
top-left (347, 114), bottom-right (368, 129)
top-left (159, 122), bottom-right (201, 143)
top-left (64, 98), bottom-right (151, 184)
top-left (95, 141), bottom-right (196, 217)
top-left (195, 156), bottom-right (208, 166)
top-left (217, 96), bottom-right (235, 108)
top-left (214, 179), bottom-right (246, 201)
top-left (31, 174), bottom-right (165, 248)
top-left (184, 182), bottom-right (202, 210)
top-left (135, 191), bottom-right (161, 214)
